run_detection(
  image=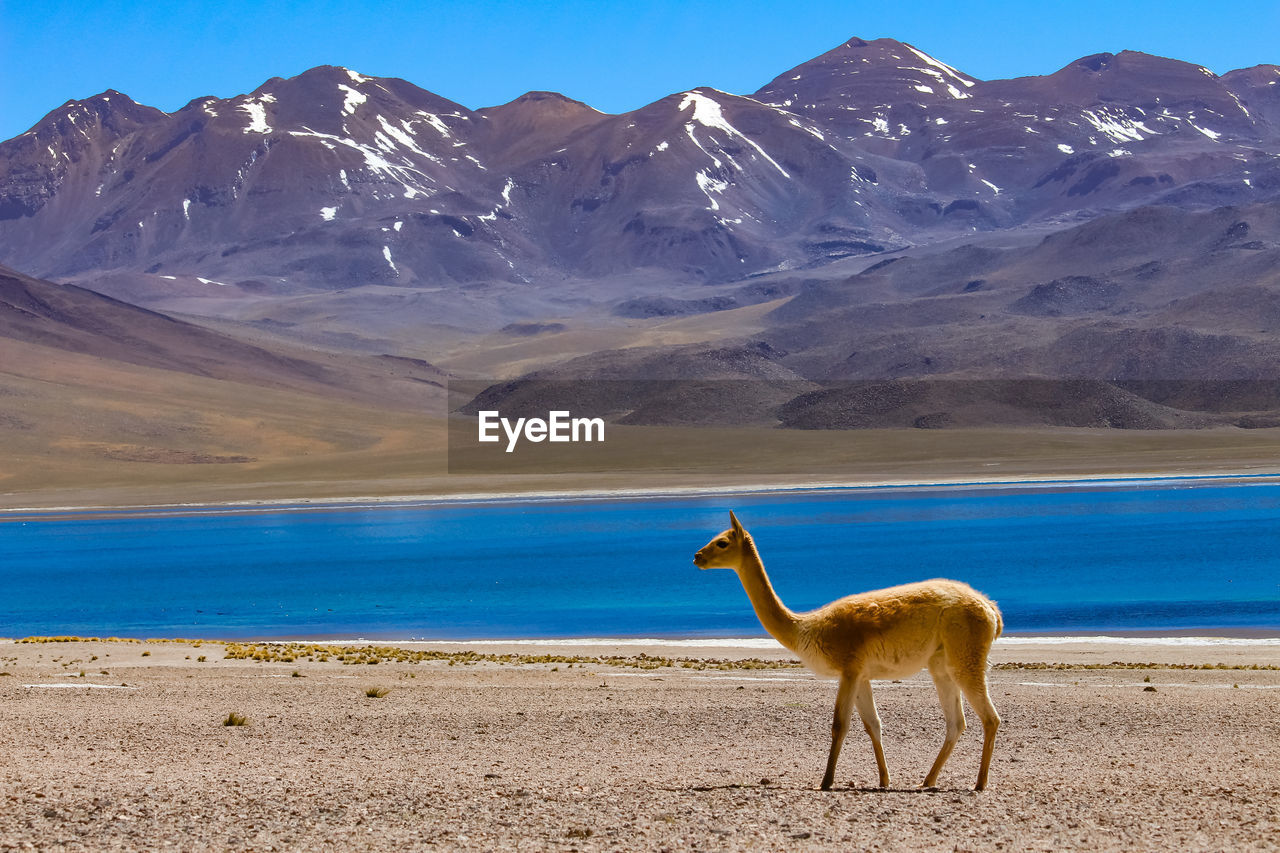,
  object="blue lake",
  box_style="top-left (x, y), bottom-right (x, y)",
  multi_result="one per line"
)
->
top-left (1, 479), bottom-right (1279, 639)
